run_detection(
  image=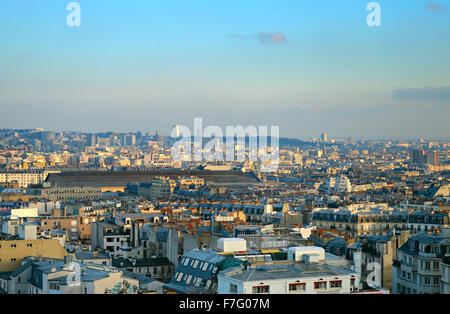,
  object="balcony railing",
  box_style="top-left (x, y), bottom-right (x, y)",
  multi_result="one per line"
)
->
top-left (418, 252), bottom-right (437, 258)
